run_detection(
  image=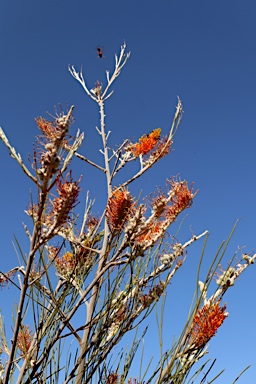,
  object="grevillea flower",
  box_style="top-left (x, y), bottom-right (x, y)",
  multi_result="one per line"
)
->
top-left (189, 301), bottom-right (227, 349)
top-left (25, 203), bottom-right (39, 220)
top-left (34, 109), bottom-right (74, 182)
top-left (48, 173), bottom-right (81, 229)
top-left (106, 187), bottom-right (135, 230)
top-left (164, 179), bottom-right (194, 220)
top-left (138, 281), bottom-right (165, 308)
top-left (129, 128), bottom-right (162, 157)
top-left (35, 117), bottom-right (59, 141)
top-left (54, 251), bottom-right (76, 275)
top-left (0, 270), bottom-right (16, 289)
top-left (107, 372), bottom-right (119, 384)
top-left (148, 136), bottom-right (172, 162)
top-left (48, 245), bottom-right (94, 277)
top-left (35, 111), bottom-right (73, 143)
top-left (134, 179), bottom-right (195, 251)
top-left (16, 325), bottom-right (33, 357)
top-left (136, 222), bottom-right (162, 244)
top-left (48, 247), bottom-right (74, 275)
